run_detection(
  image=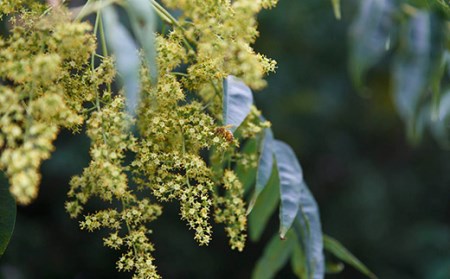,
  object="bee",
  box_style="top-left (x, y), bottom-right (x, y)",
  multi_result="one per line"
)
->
top-left (215, 124), bottom-right (234, 143)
